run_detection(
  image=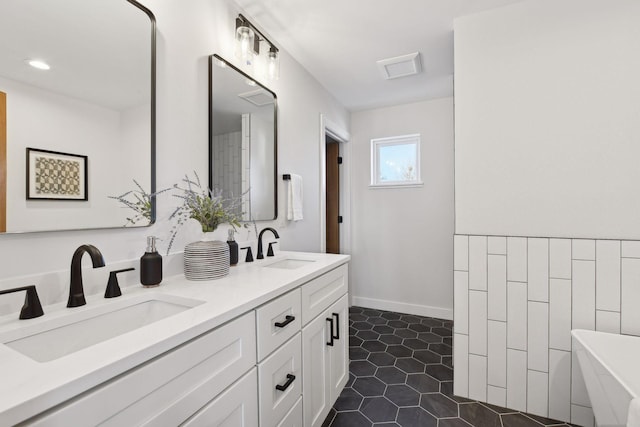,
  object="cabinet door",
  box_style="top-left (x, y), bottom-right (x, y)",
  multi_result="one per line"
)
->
top-left (328, 294), bottom-right (349, 403)
top-left (302, 312), bottom-right (331, 427)
top-left (182, 368), bottom-right (258, 427)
